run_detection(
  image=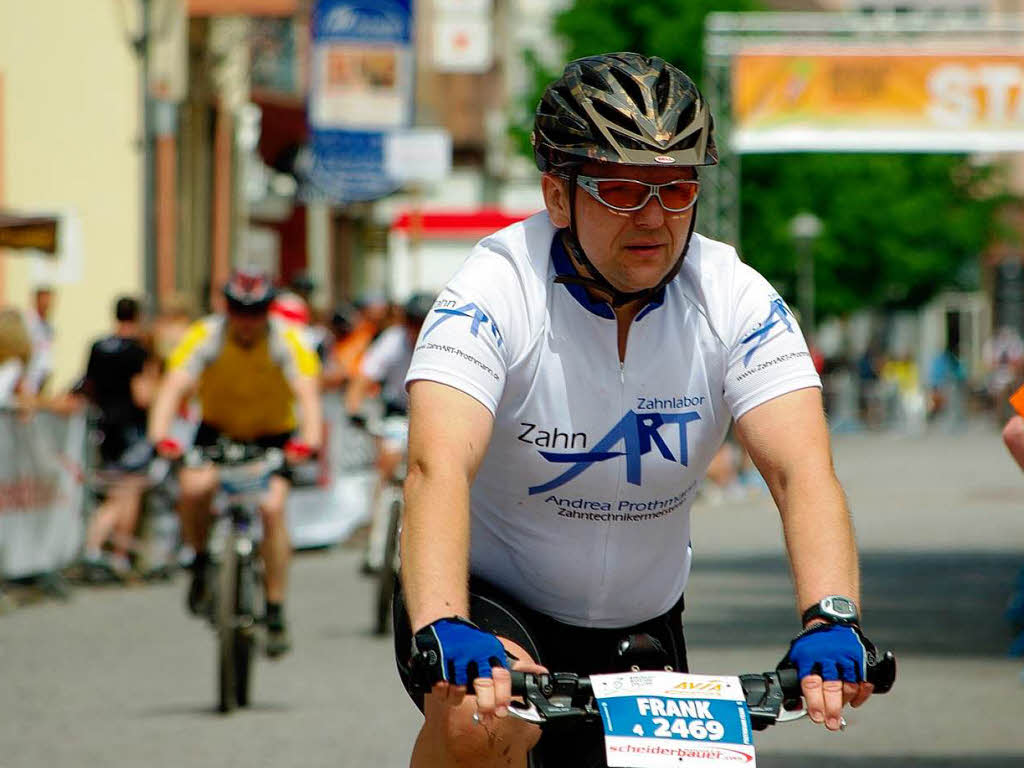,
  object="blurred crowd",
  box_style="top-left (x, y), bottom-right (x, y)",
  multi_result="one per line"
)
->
top-left (0, 276), bottom-right (421, 593)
